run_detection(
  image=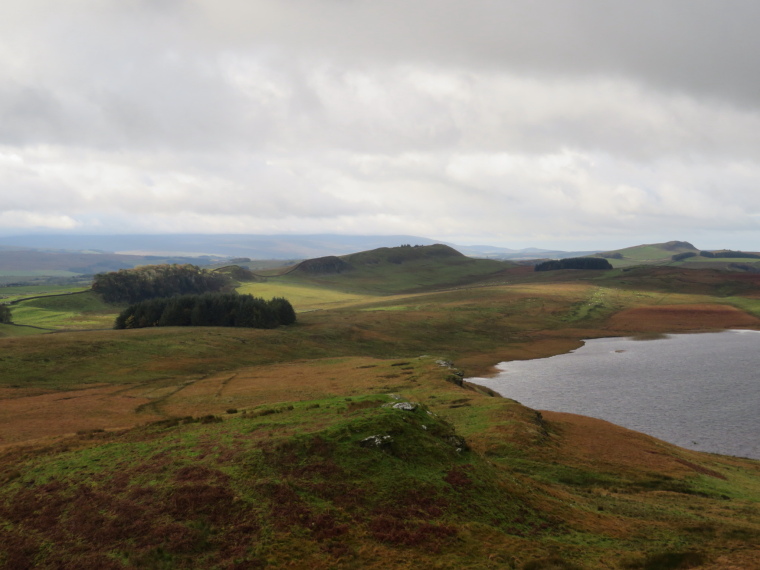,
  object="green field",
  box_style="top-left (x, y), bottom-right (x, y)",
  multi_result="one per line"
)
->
top-left (0, 283), bottom-right (90, 302)
top-left (236, 281), bottom-right (380, 311)
top-left (8, 291), bottom-right (122, 331)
